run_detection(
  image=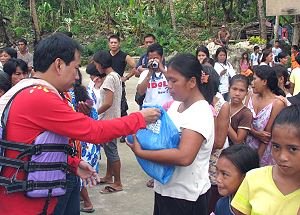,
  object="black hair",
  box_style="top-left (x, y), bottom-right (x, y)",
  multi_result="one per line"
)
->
top-left (109, 34), bottom-right (120, 42)
top-left (277, 52), bottom-right (288, 60)
top-left (60, 31), bottom-right (73, 38)
top-left (292, 45), bottom-right (299, 52)
top-left (168, 53), bottom-right (215, 104)
top-left (219, 144), bottom-right (259, 175)
top-left (254, 46), bottom-right (260, 51)
top-left (3, 58), bottom-right (28, 77)
top-left (93, 51), bottom-right (112, 69)
top-left (196, 45), bottom-right (210, 58)
top-left (254, 65), bottom-right (285, 96)
top-left (202, 64), bottom-right (220, 96)
top-left (266, 44), bottom-right (273, 50)
top-left (3, 47), bottom-right (17, 58)
top-left (18, 38), bottom-right (28, 45)
top-left (241, 52), bottom-right (249, 63)
top-left (144, 34), bottom-right (156, 41)
top-left (273, 65), bottom-right (290, 89)
top-left (272, 105), bottom-right (300, 137)
top-left (261, 49), bottom-right (273, 63)
top-left (86, 63), bottom-right (106, 78)
top-left (33, 33), bottom-right (82, 73)
top-left (229, 74), bottom-right (250, 89)
top-left (295, 54), bottom-right (300, 65)
top-left (215, 47), bottom-right (228, 64)
top-left (0, 70), bottom-right (11, 93)
top-left (73, 69), bottom-right (90, 103)
top-left (274, 40), bottom-right (280, 44)
top-left (147, 43), bottom-right (163, 57)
